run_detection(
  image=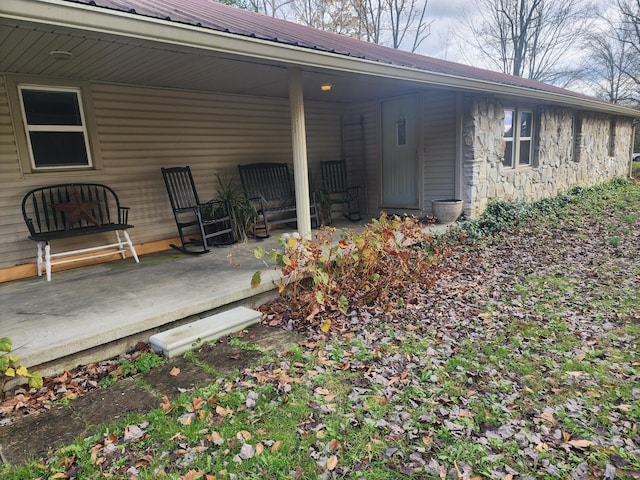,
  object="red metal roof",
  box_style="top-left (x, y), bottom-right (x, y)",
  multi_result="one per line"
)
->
top-left (62, 0), bottom-right (600, 102)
